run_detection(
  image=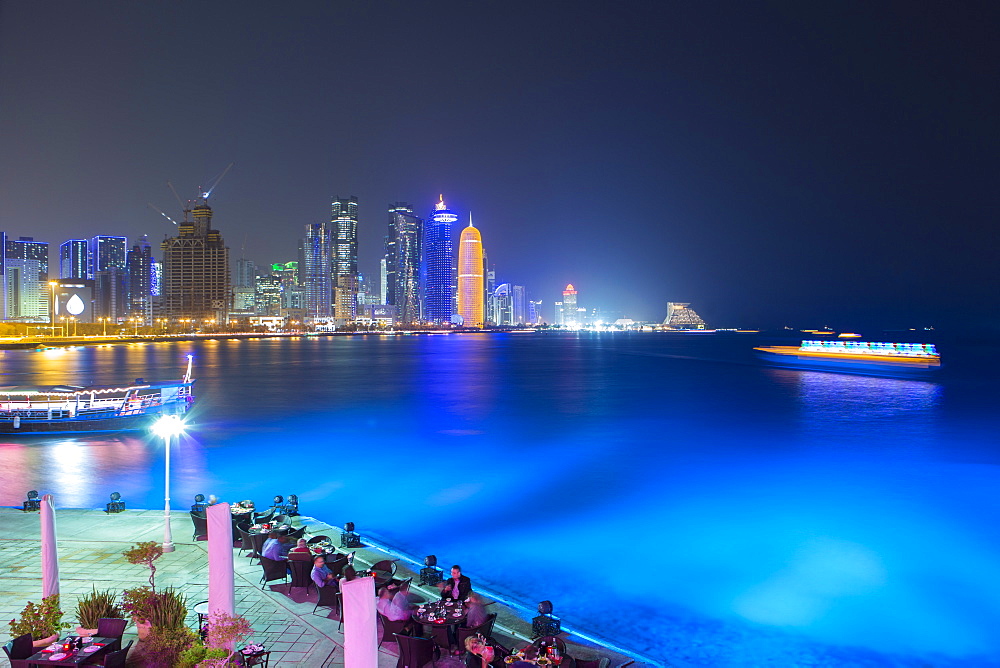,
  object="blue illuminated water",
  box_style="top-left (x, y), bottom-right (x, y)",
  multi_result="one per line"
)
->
top-left (1, 333), bottom-right (998, 666)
